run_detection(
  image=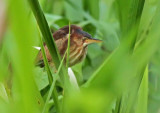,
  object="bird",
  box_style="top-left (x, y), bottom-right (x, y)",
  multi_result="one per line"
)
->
top-left (36, 25), bottom-right (102, 68)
